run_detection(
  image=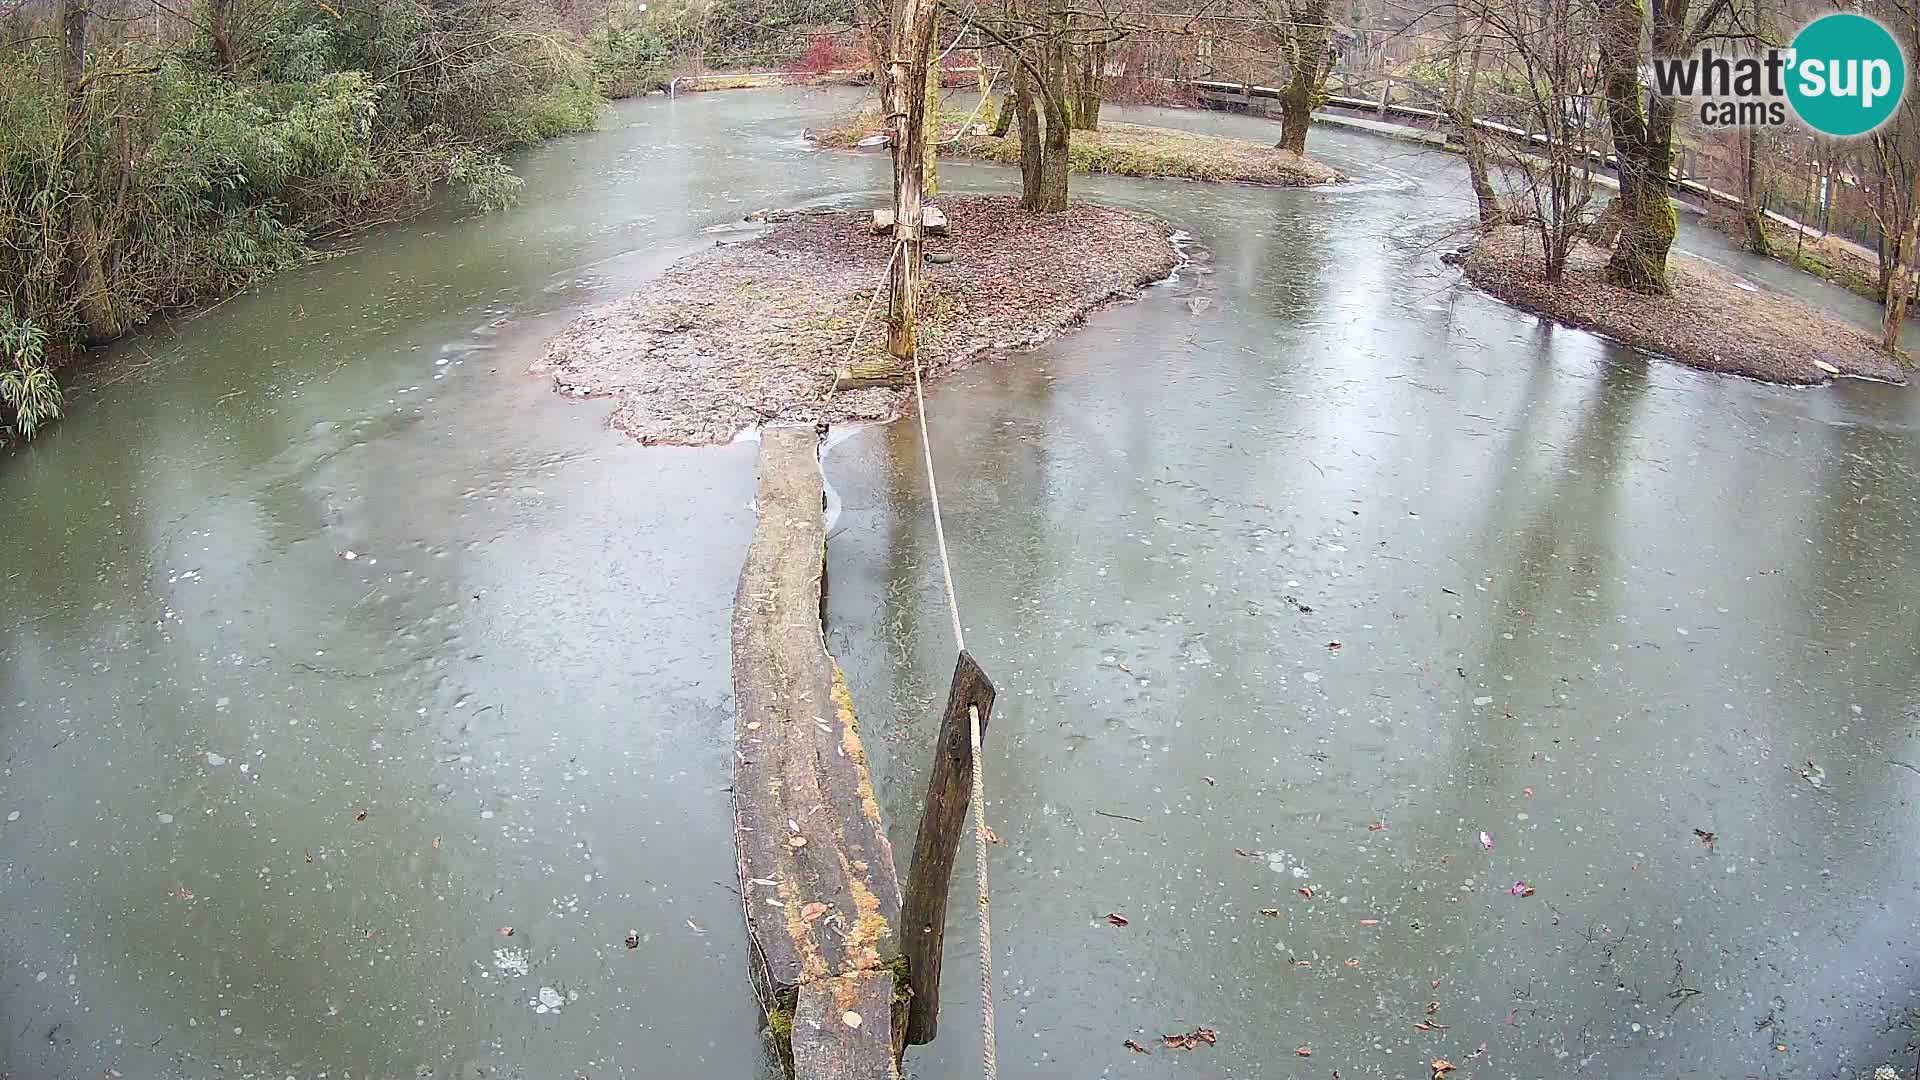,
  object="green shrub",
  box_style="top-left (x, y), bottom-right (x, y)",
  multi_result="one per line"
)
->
top-left (493, 82), bottom-right (603, 147)
top-left (0, 313), bottom-right (59, 441)
top-left (592, 21), bottom-right (671, 97)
